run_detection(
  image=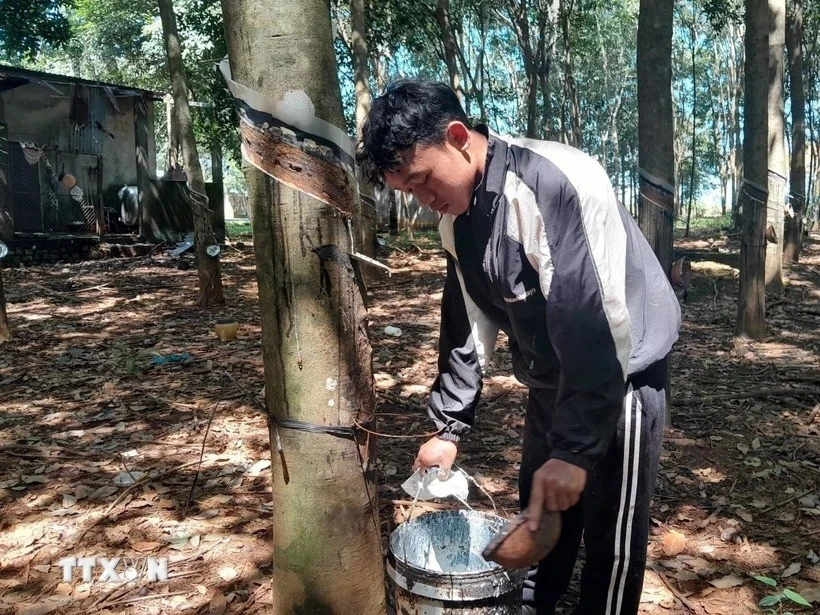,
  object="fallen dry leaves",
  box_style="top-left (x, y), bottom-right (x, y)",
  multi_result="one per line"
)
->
top-left (0, 229), bottom-right (818, 615)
